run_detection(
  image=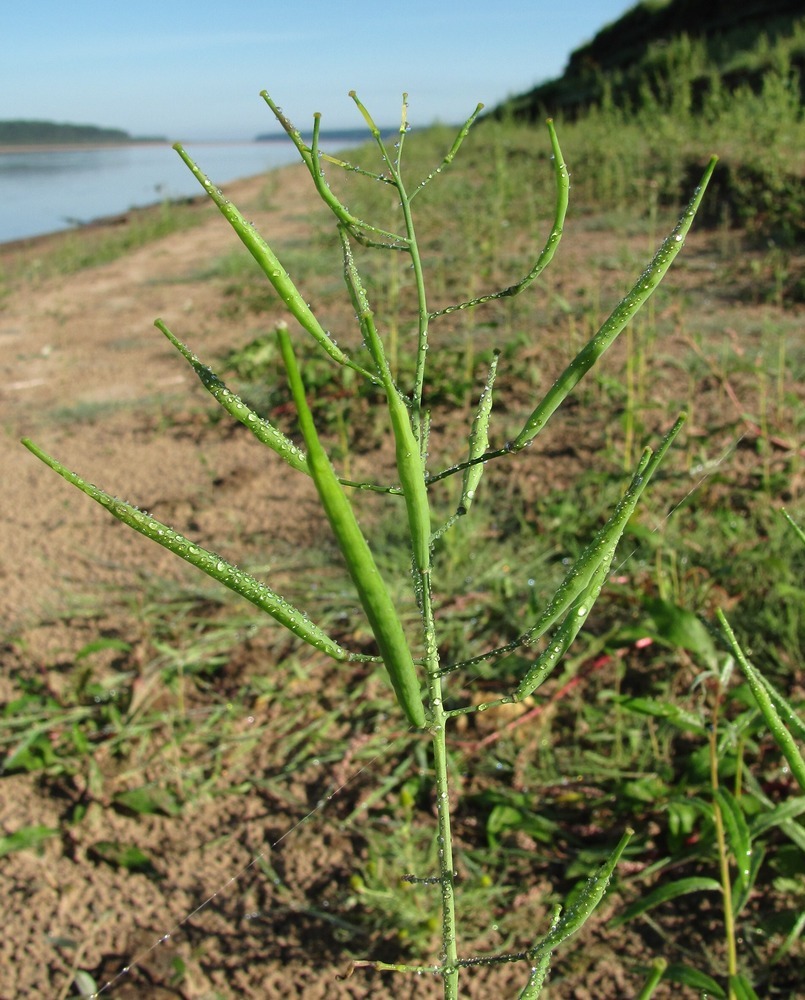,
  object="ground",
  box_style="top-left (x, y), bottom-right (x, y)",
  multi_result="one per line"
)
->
top-left (1, 153), bottom-right (802, 999)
